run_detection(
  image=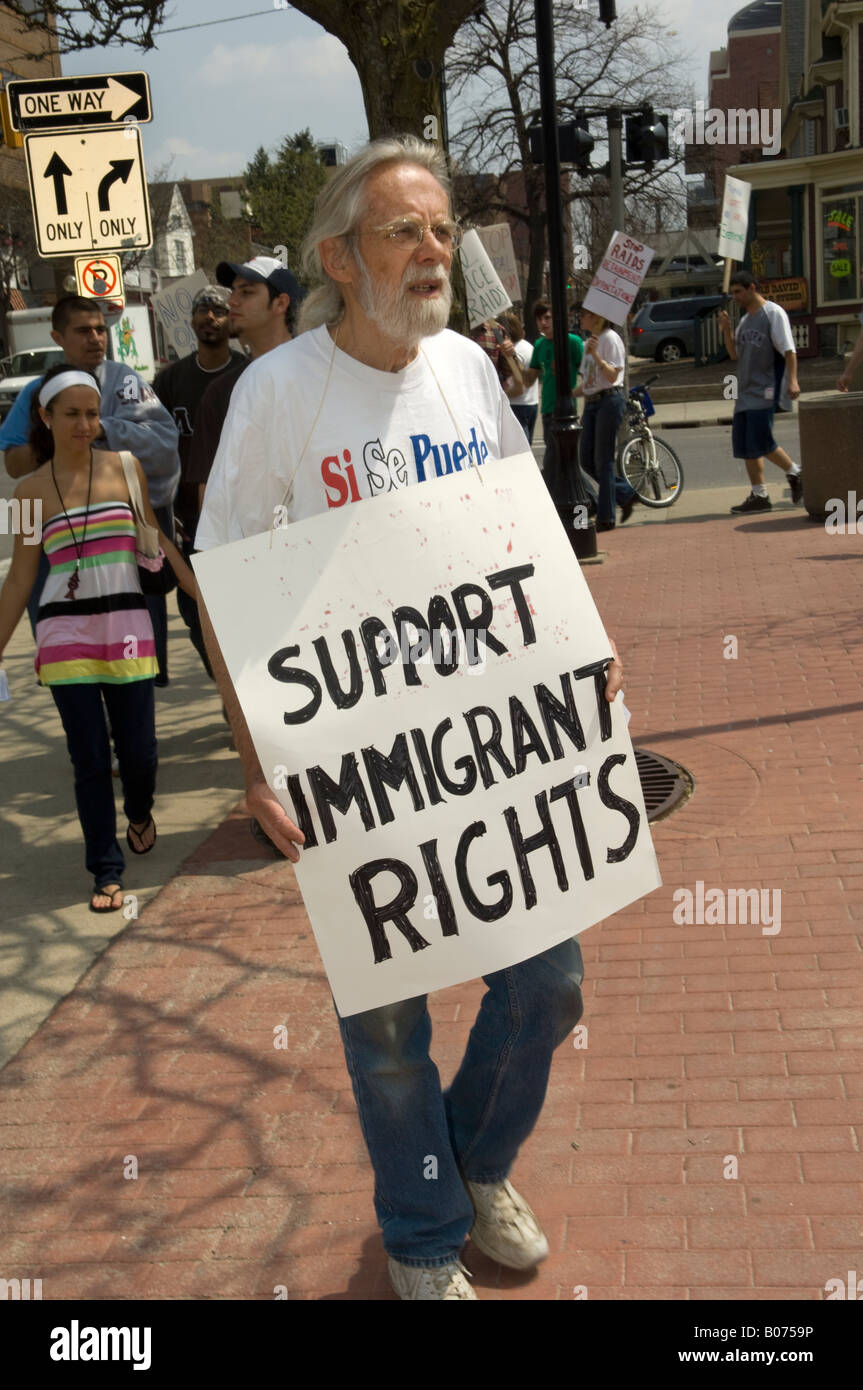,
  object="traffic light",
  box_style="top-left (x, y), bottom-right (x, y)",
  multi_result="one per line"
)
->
top-left (598, 0), bottom-right (617, 25)
top-left (625, 109), bottom-right (669, 169)
top-left (528, 116), bottom-right (594, 175)
top-left (0, 88), bottom-right (24, 149)
top-left (559, 116), bottom-right (595, 174)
